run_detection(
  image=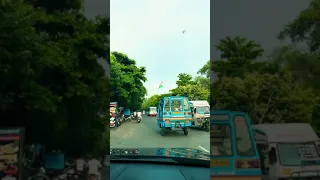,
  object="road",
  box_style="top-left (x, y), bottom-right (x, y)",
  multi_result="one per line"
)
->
top-left (110, 115), bottom-right (210, 152)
